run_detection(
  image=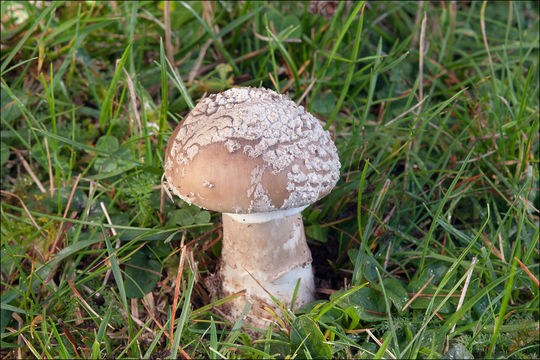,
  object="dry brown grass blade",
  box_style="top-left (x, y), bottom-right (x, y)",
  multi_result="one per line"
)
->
top-left (412, 1), bottom-right (425, 45)
top-left (201, 226), bottom-right (222, 251)
top-left (385, 96), bottom-right (428, 127)
top-left (365, 329), bottom-right (397, 359)
top-left (252, 22), bottom-right (301, 43)
top-left (58, 318), bottom-right (80, 357)
top-left (404, 9), bottom-right (427, 191)
top-left (0, 190), bottom-right (51, 244)
top-left (281, 59), bottom-right (311, 94)
top-left (268, 72), bottom-right (279, 91)
top-left (142, 294), bottom-right (166, 333)
top-left (170, 234), bottom-right (187, 350)
top-left (296, 78), bottom-right (316, 106)
top-left (123, 68), bottom-right (142, 137)
top-left (68, 280), bottom-right (115, 330)
top-left (15, 151), bottom-right (46, 193)
top-left (424, 56), bottom-right (471, 99)
top-left (480, 1), bottom-right (494, 77)
top-left (344, 327), bottom-right (374, 334)
top-left (401, 274), bottom-right (434, 311)
top-left (29, 315), bottom-right (42, 339)
top-left (450, 257), bottom-right (478, 333)
top-left (515, 257), bottom-right (539, 287)
top-left (48, 173), bottom-right (82, 258)
top-left (11, 312), bottom-right (24, 359)
top-left (188, 38), bottom-right (213, 84)
top-left (124, 262), bottom-right (162, 277)
top-left (202, 1), bottom-right (223, 62)
top-left (480, 233), bottom-right (506, 262)
top-left (140, 294), bottom-right (193, 359)
top-left (415, 11), bottom-right (427, 127)
top-left (406, 293), bottom-right (461, 298)
top-left (44, 137), bottom-right (54, 197)
top-left (100, 201), bottom-right (121, 287)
